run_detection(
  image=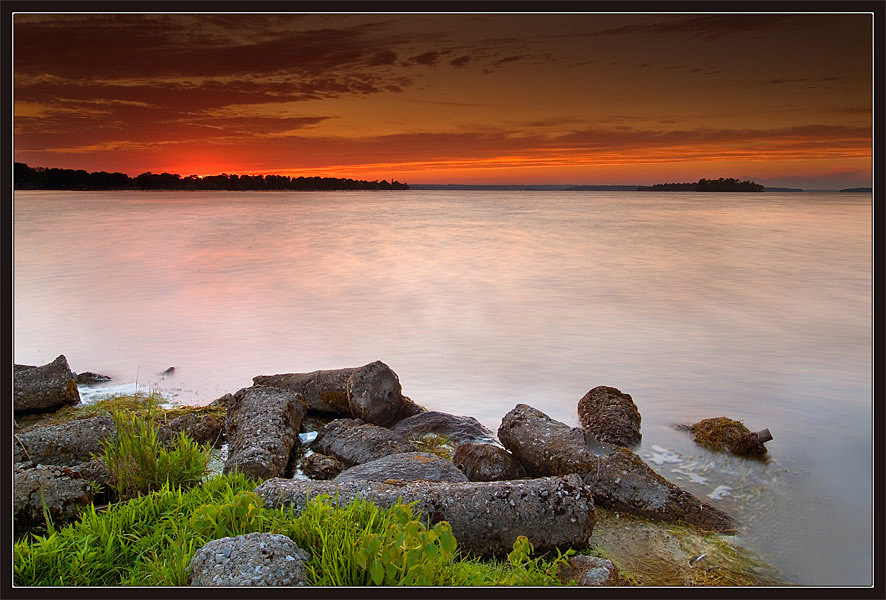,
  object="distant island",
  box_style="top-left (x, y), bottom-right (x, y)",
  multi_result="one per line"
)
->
top-left (637, 178), bottom-right (764, 192)
top-left (839, 187), bottom-right (872, 193)
top-left (13, 163), bottom-right (409, 191)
